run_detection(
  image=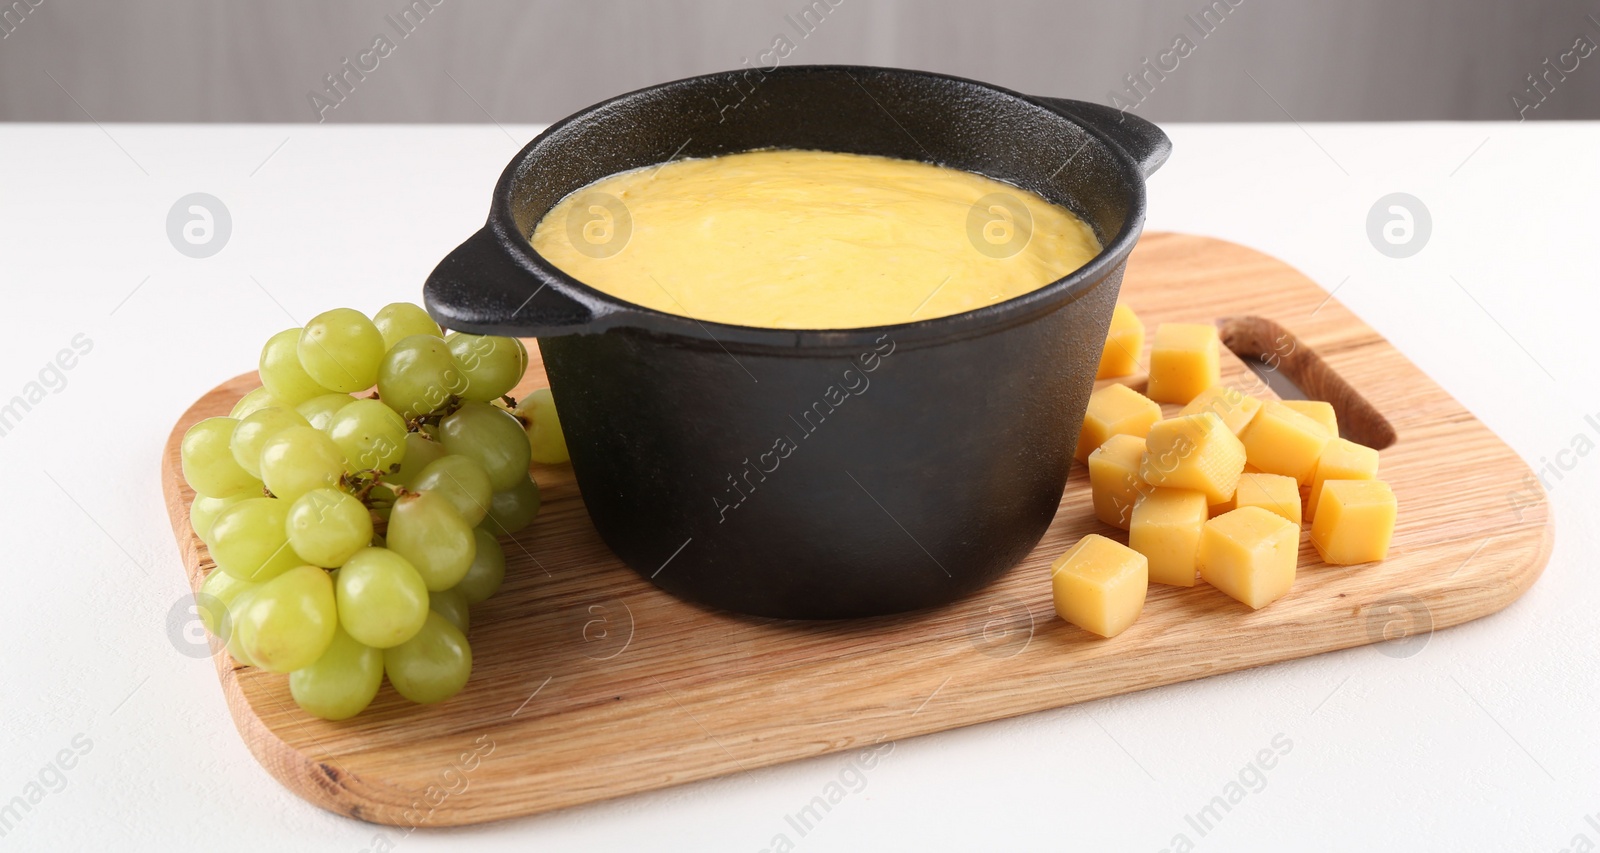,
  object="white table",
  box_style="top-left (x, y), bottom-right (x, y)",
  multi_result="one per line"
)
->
top-left (1, 122), bottom-right (1593, 851)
